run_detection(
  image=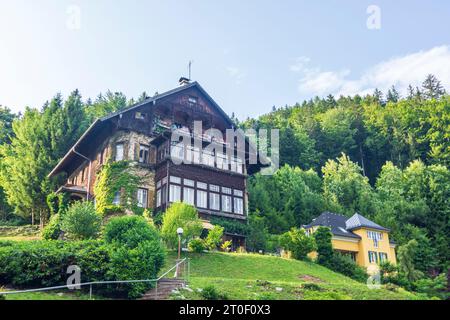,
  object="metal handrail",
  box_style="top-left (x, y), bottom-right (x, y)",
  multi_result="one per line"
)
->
top-left (0, 258), bottom-right (188, 298)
